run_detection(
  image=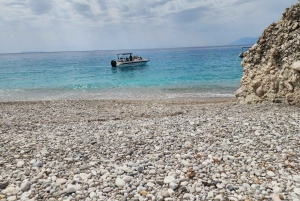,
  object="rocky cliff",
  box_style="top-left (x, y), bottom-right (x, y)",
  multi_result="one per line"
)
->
top-left (236, 1), bottom-right (300, 105)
